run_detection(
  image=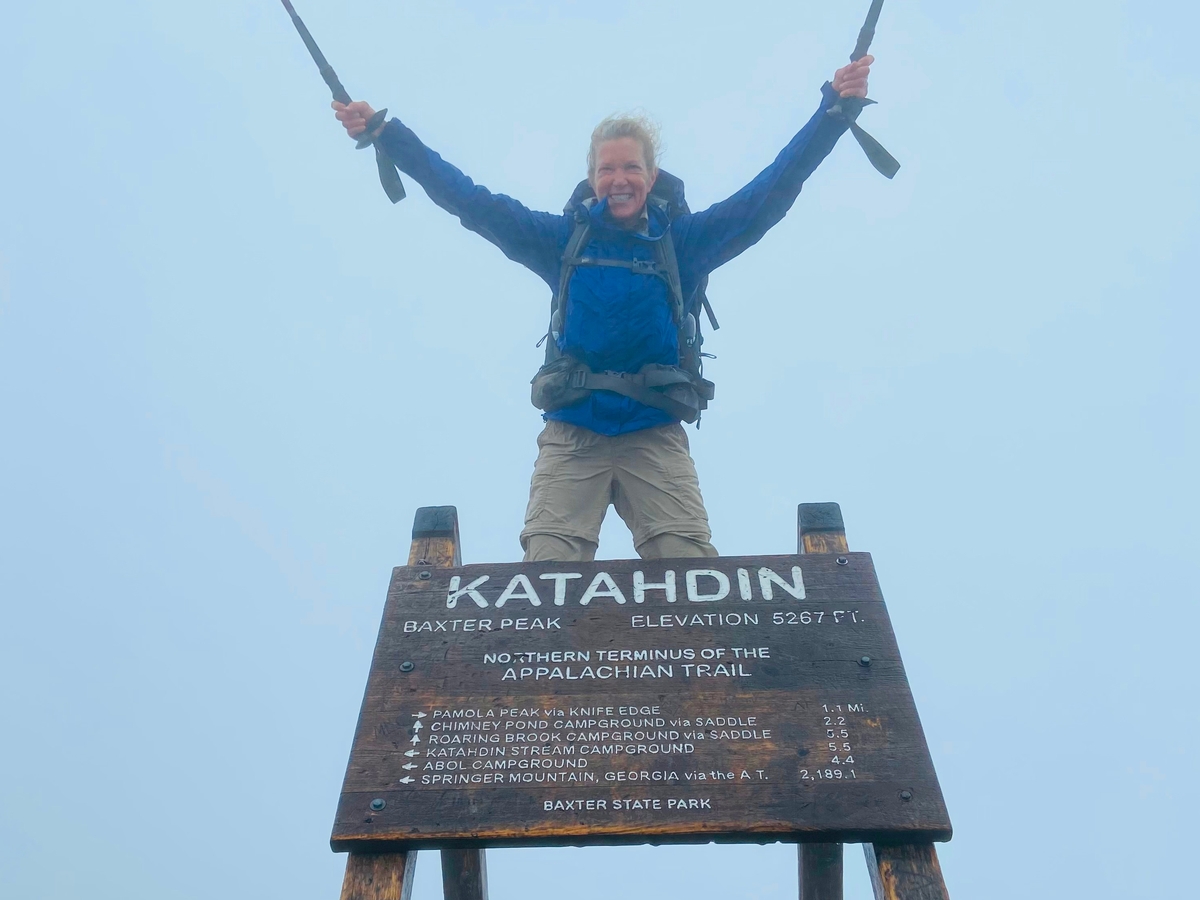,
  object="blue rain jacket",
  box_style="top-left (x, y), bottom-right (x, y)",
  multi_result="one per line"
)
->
top-left (377, 83), bottom-right (848, 436)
